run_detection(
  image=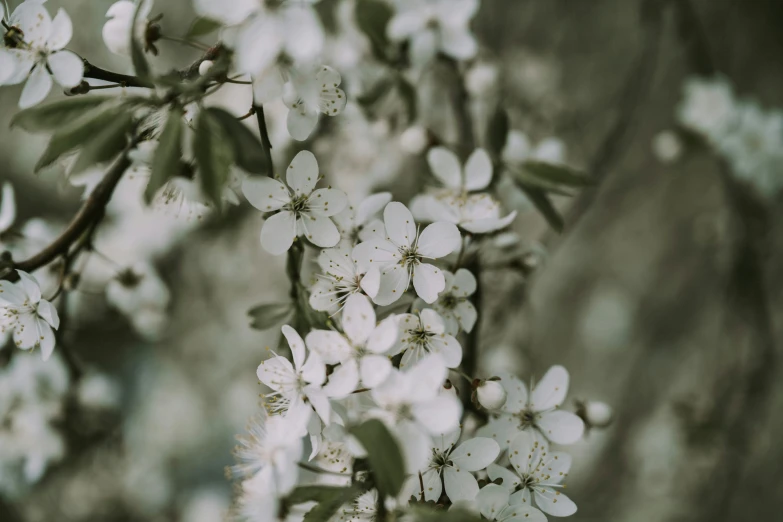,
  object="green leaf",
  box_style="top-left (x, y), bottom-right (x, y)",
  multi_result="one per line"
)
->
top-left (486, 106), bottom-right (509, 159)
top-left (70, 112), bottom-right (134, 175)
top-left (507, 166), bottom-right (574, 197)
top-left (248, 302), bottom-right (293, 330)
top-left (145, 108), bottom-right (184, 203)
top-left (11, 96), bottom-right (112, 133)
top-left (355, 0), bottom-right (394, 61)
top-left (521, 160), bottom-right (592, 187)
top-left (186, 17), bottom-right (222, 38)
top-left (206, 108), bottom-right (269, 175)
top-left (35, 106), bottom-right (125, 172)
top-left (287, 485), bottom-right (355, 506)
top-left (349, 419), bottom-right (405, 499)
top-left (302, 486), bottom-right (363, 522)
top-left (397, 77), bottom-right (417, 123)
top-left (131, 0), bottom-right (151, 79)
top-left (193, 110), bottom-right (234, 209)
